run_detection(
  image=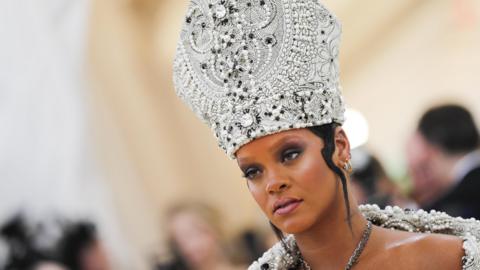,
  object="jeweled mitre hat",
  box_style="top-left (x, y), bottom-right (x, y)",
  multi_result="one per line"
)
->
top-left (173, 0), bottom-right (345, 158)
